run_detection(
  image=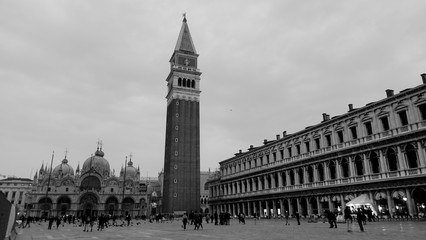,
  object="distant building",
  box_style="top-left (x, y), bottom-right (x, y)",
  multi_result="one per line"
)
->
top-left (162, 16), bottom-right (202, 214)
top-left (26, 146), bottom-right (152, 218)
top-left (0, 177), bottom-right (33, 214)
top-left (208, 74), bottom-right (426, 218)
